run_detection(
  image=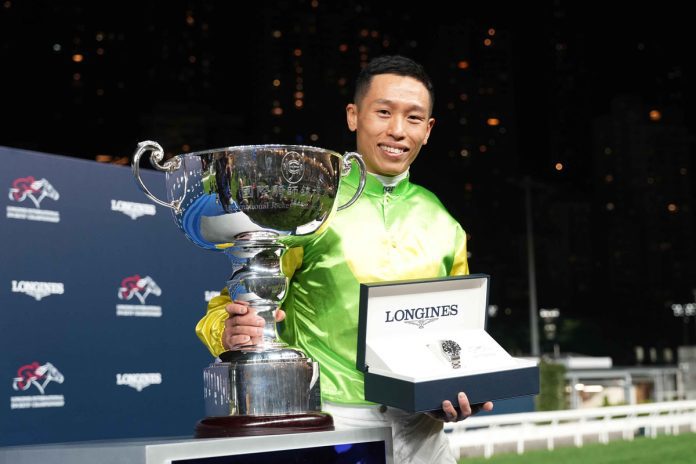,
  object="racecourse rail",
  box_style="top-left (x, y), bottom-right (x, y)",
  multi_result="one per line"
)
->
top-left (445, 400), bottom-right (696, 459)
